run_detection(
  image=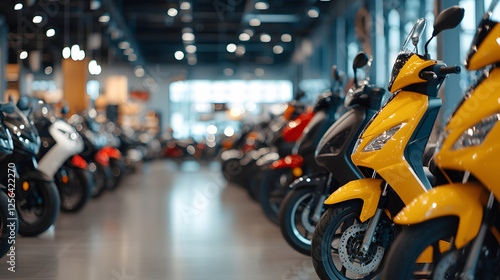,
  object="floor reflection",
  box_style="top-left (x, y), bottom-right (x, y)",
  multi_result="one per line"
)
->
top-left (0, 160), bottom-right (316, 280)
